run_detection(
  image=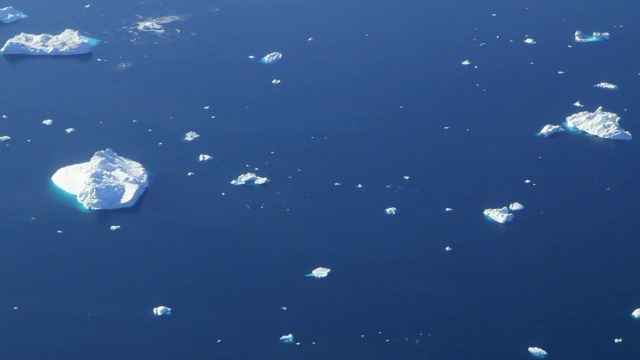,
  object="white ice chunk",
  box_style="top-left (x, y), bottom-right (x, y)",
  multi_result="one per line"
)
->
top-left (445, 207), bottom-right (453, 212)
top-left (385, 207), bottom-right (397, 215)
top-left (573, 101), bottom-right (584, 107)
top-left (230, 172), bottom-right (269, 186)
top-left (42, 119), bottom-right (53, 126)
top-left (184, 131), bottom-right (200, 141)
top-left (509, 202), bottom-right (525, 211)
top-left (483, 207), bottom-right (514, 224)
top-left (110, 225), bottom-right (121, 231)
top-left (614, 338), bottom-right (623, 343)
top-left (306, 267), bottom-right (331, 278)
top-left (524, 38), bottom-right (536, 44)
top-left (528, 347), bottom-right (548, 358)
top-left (1, 29), bottom-right (99, 55)
top-left (272, 79), bottom-right (281, 84)
top-left (575, 30), bottom-right (610, 42)
top-left (137, 21), bottom-right (164, 33)
top-left (51, 148), bottom-right (149, 210)
top-left (65, 128), bottom-right (75, 133)
top-left (153, 306), bottom-right (171, 316)
top-left (631, 308), bottom-right (640, 318)
top-left (0, 135), bottom-right (10, 142)
top-left (565, 106), bottom-right (632, 140)
top-left (198, 154), bottom-right (213, 162)
top-left (445, 246), bottom-right (452, 251)
top-left (0, 7), bottom-right (27, 24)
top-left (279, 334), bottom-right (294, 343)
top-left (461, 60), bottom-right (471, 65)
top-left (594, 82), bottom-right (619, 90)
top-left (539, 124), bottom-right (564, 137)
top-left (261, 51), bottom-right (283, 64)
